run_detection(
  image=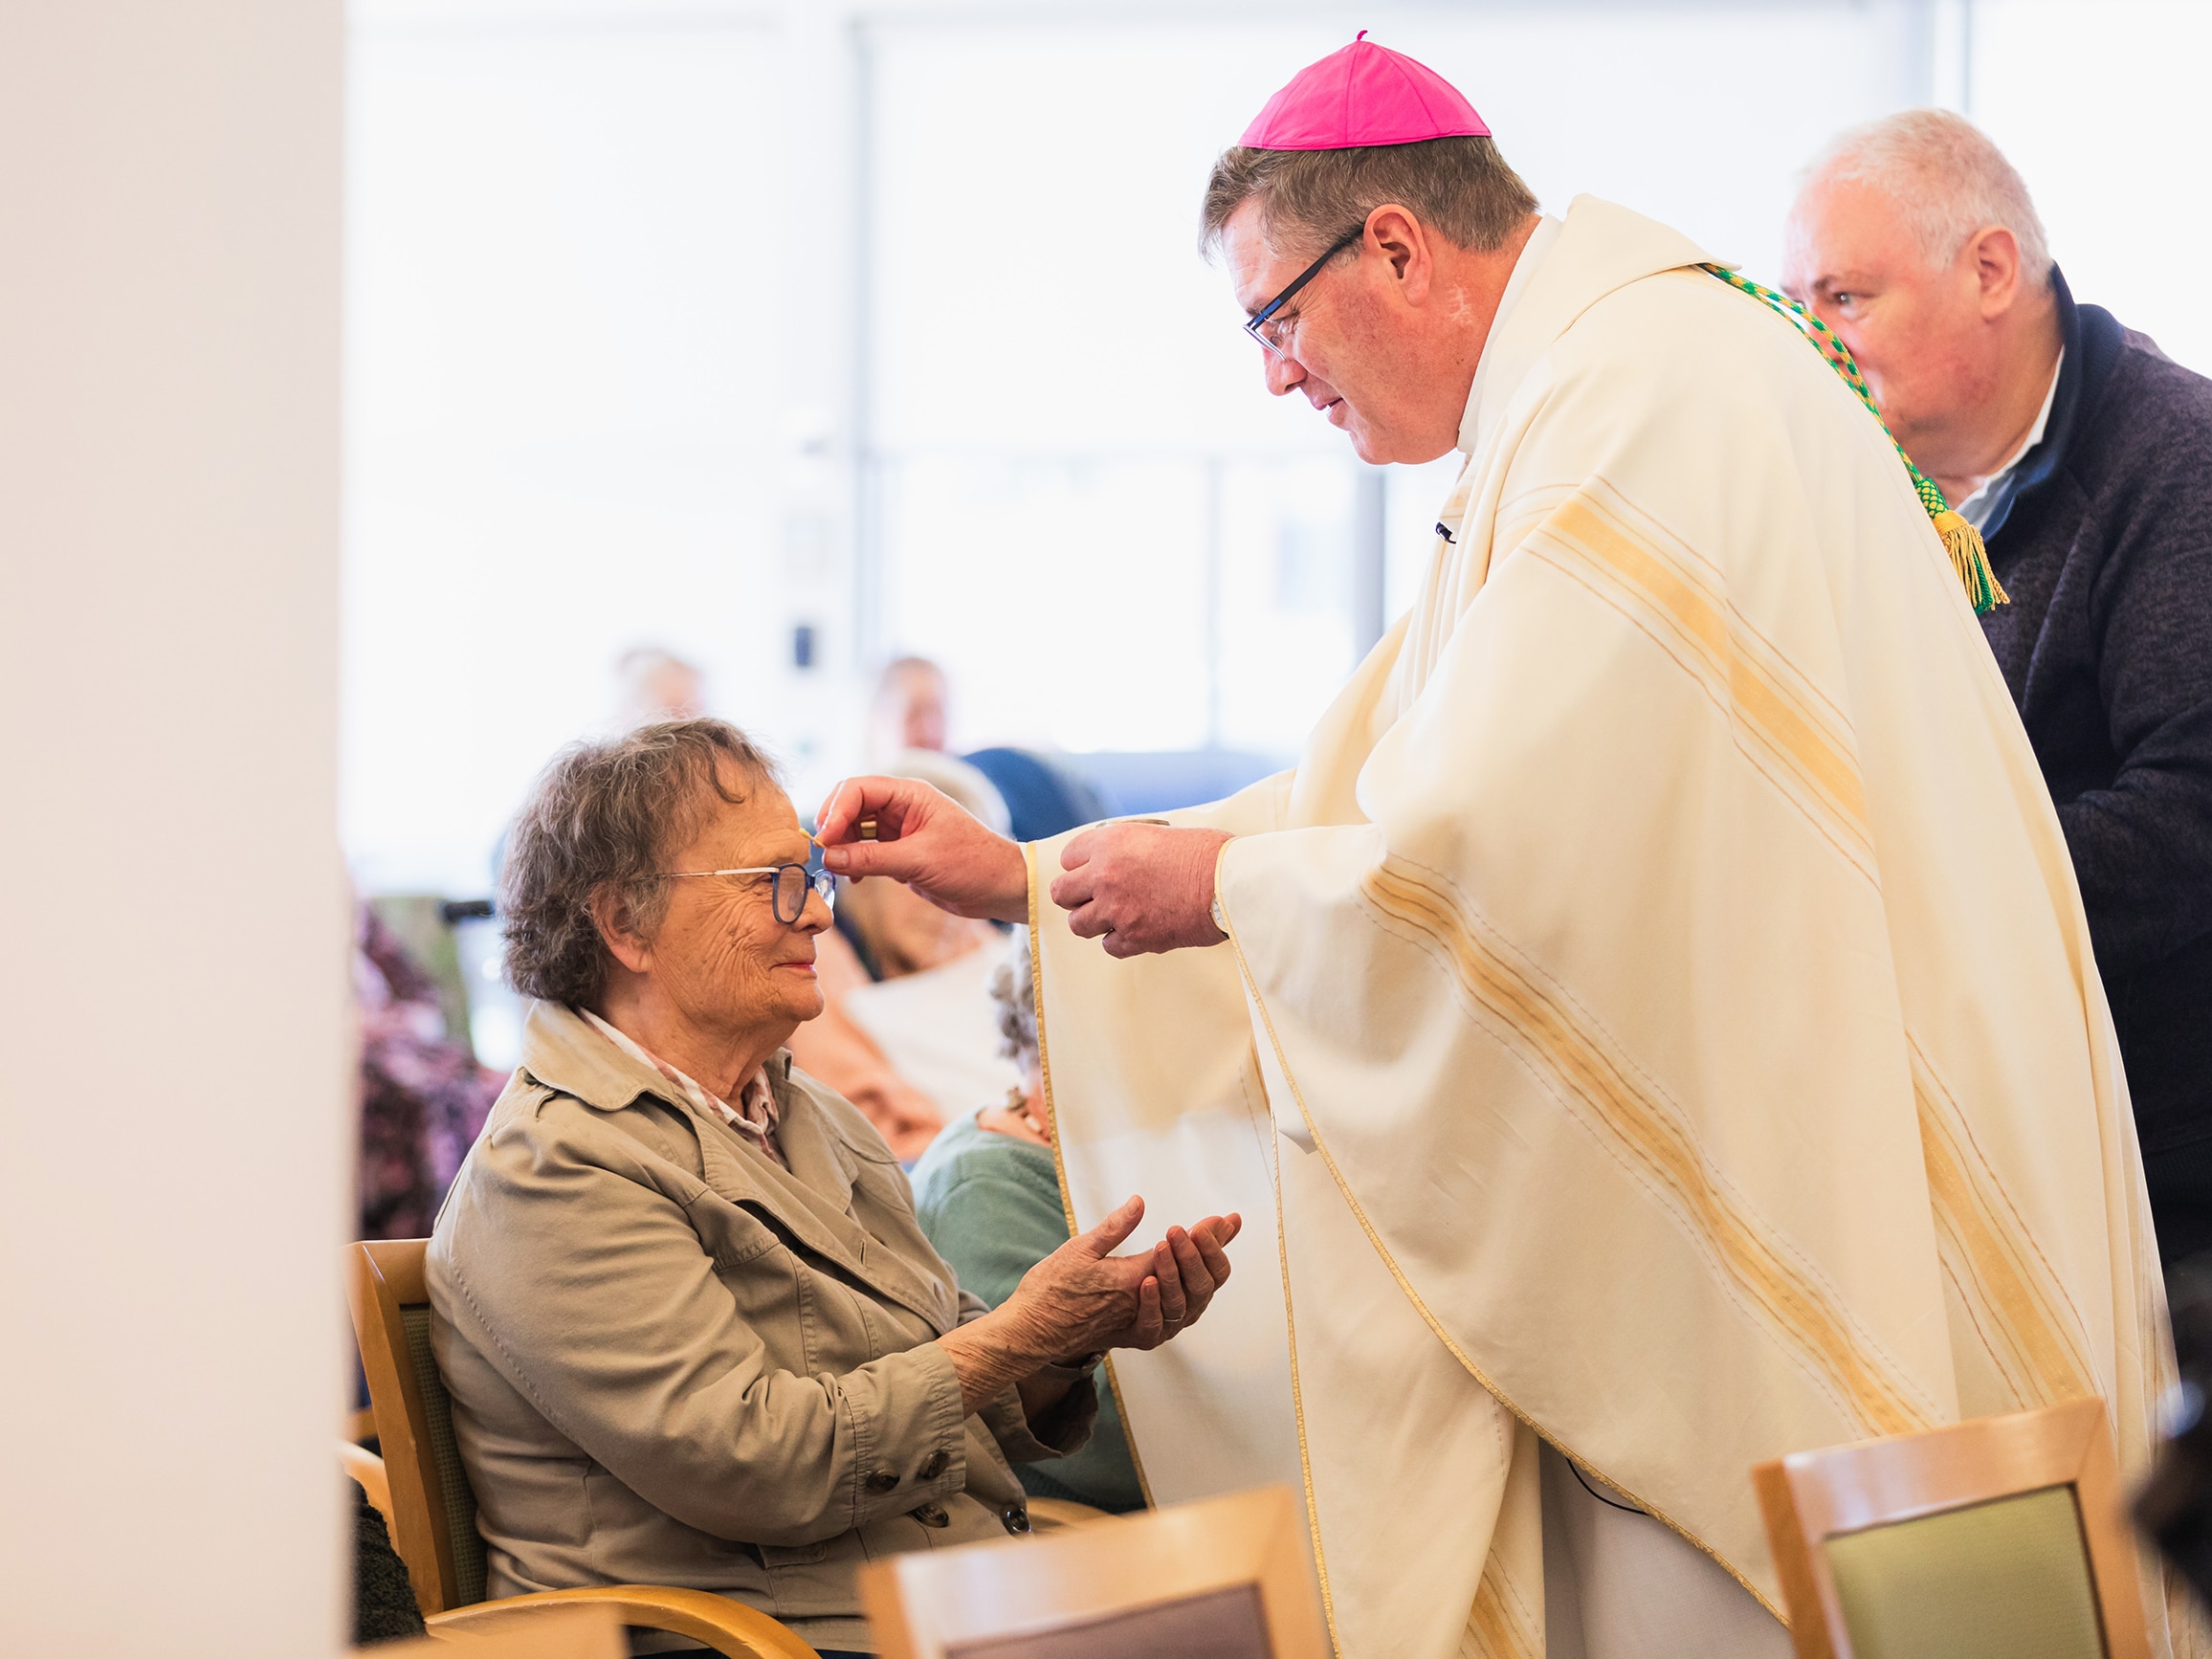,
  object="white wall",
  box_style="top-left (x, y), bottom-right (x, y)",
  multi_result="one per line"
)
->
top-left (865, 2), bottom-right (1927, 757)
top-left (1971, 0), bottom-right (2212, 374)
top-left (341, 0), bottom-right (2212, 886)
top-left (345, 5), bottom-right (798, 894)
top-left (0, 5), bottom-right (347, 1656)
